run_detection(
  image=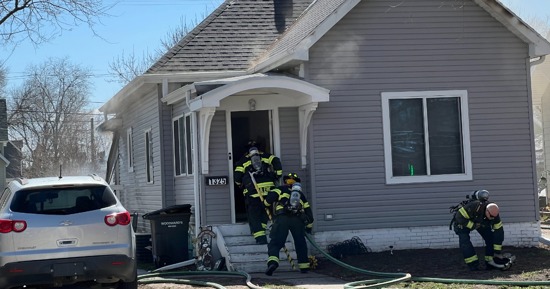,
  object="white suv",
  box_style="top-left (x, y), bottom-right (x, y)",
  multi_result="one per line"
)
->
top-left (0, 174), bottom-right (136, 289)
